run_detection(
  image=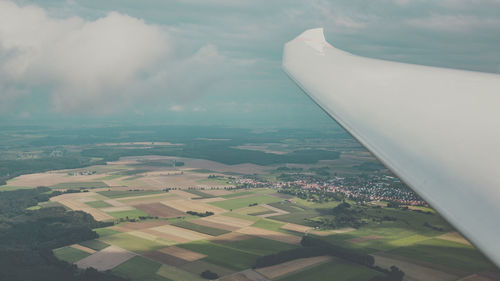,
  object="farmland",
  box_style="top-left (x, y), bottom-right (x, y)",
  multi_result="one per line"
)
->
top-left (0, 125), bottom-right (498, 281)
top-left (30, 160), bottom-right (497, 281)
